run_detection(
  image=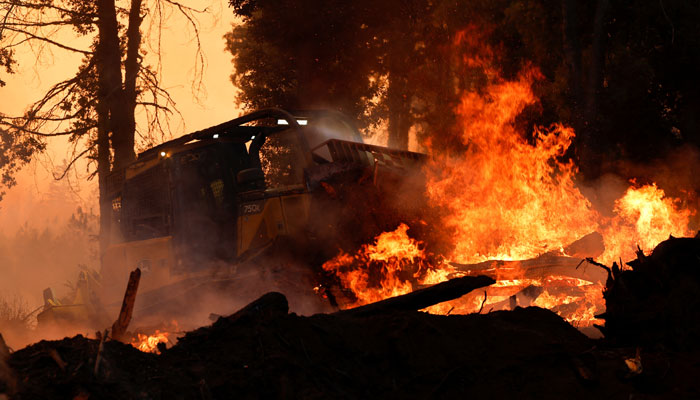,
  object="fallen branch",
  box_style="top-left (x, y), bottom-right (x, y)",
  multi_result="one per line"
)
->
top-left (453, 254), bottom-right (607, 283)
top-left (224, 292), bottom-right (289, 324)
top-left (582, 257), bottom-right (612, 284)
top-left (47, 349), bottom-right (66, 371)
top-left (477, 291), bottom-right (488, 314)
top-left (337, 275), bottom-right (495, 316)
